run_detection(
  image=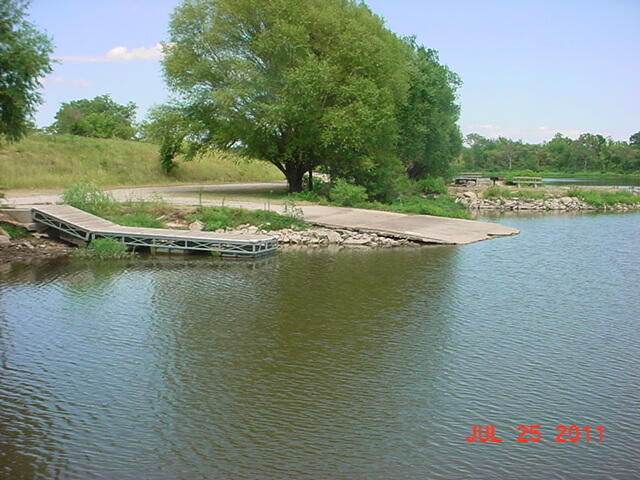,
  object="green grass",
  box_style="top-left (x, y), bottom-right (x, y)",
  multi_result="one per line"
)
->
top-left (356, 195), bottom-right (471, 219)
top-left (188, 206), bottom-right (308, 231)
top-left (483, 186), bottom-right (548, 200)
top-left (567, 188), bottom-right (640, 207)
top-left (0, 221), bottom-right (29, 239)
top-left (386, 195), bottom-right (471, 219)
top-left (71, 238), bottom-right (132, 260)
top-left (62, 183), bottom-right (171, 227)
top-left (109, 212), bottom-right (165, 228)
top-left (0, 133), bottom-right (283, 190)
